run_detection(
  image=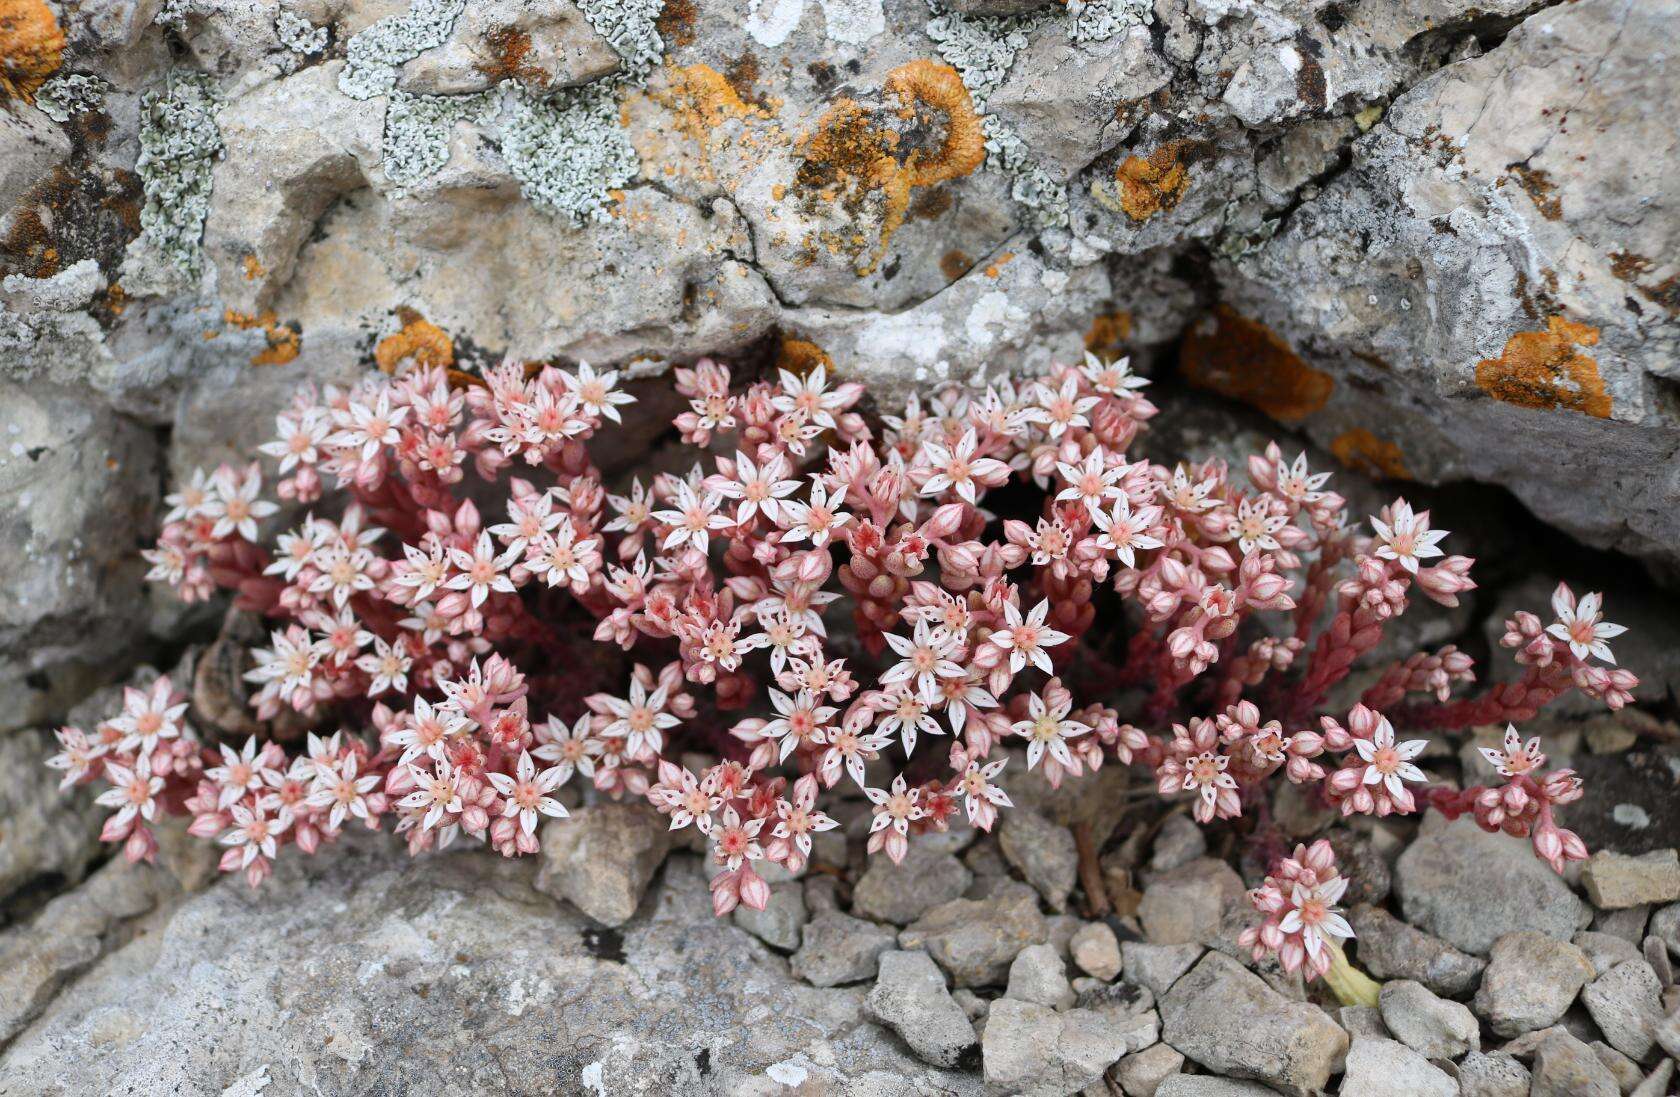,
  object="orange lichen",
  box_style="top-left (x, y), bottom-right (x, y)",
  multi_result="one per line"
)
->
top-left (477, 27), bottom-right (550, 88)
top-left (1084, 311), bottom-right (1133, 358)
top-left (1330, 428), bottom-right (1410, 480)
top-left (1508, 163), bottom-right (1561, 221)
top-left (1475, 316), bottom-right (1609, 418)
top-left (984, 252), bottom-right (1014, 278)
top-left (670, 63), bottom-right (761, 128)
top-left (375, 308), bottom-right (455, 375)
top-left (224, 309), bottom-right (300, 366)
top-left (940, 249), bottom-right (972, 281)
top-left (793, 60), bottom-right (983, 276)
top-left (242, 255), bottom-right (267, 281)
top-left (775, 334), bottom-right (833, 377)
top-left (656, 0), bottom-right (697, 49)
top-left (0, 0), bottom-right (64, 104)
top-left (1180, 306), bottom-right (1333, 422)
top-left (1113, 142), bottom-right (1193, 222)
